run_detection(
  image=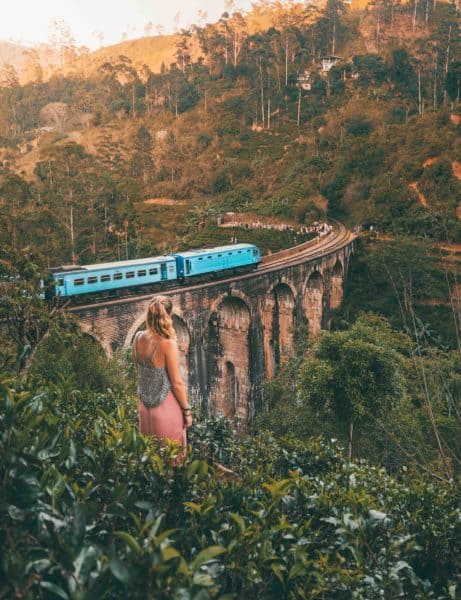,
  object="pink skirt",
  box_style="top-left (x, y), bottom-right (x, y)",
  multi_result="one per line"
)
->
top-left (138, 391), bottom-right (187, 457)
